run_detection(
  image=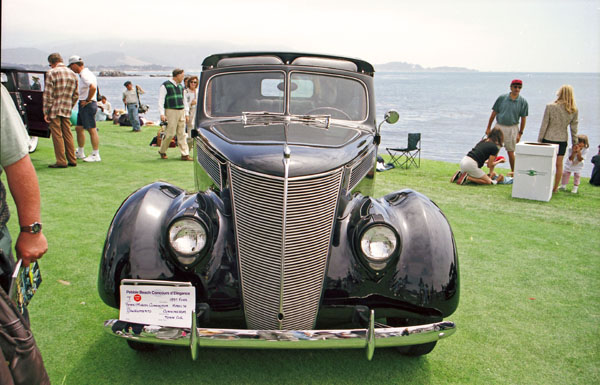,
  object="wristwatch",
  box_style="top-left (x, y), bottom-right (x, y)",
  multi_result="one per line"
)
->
top-left (20, 222), bottom-right (42, 234)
